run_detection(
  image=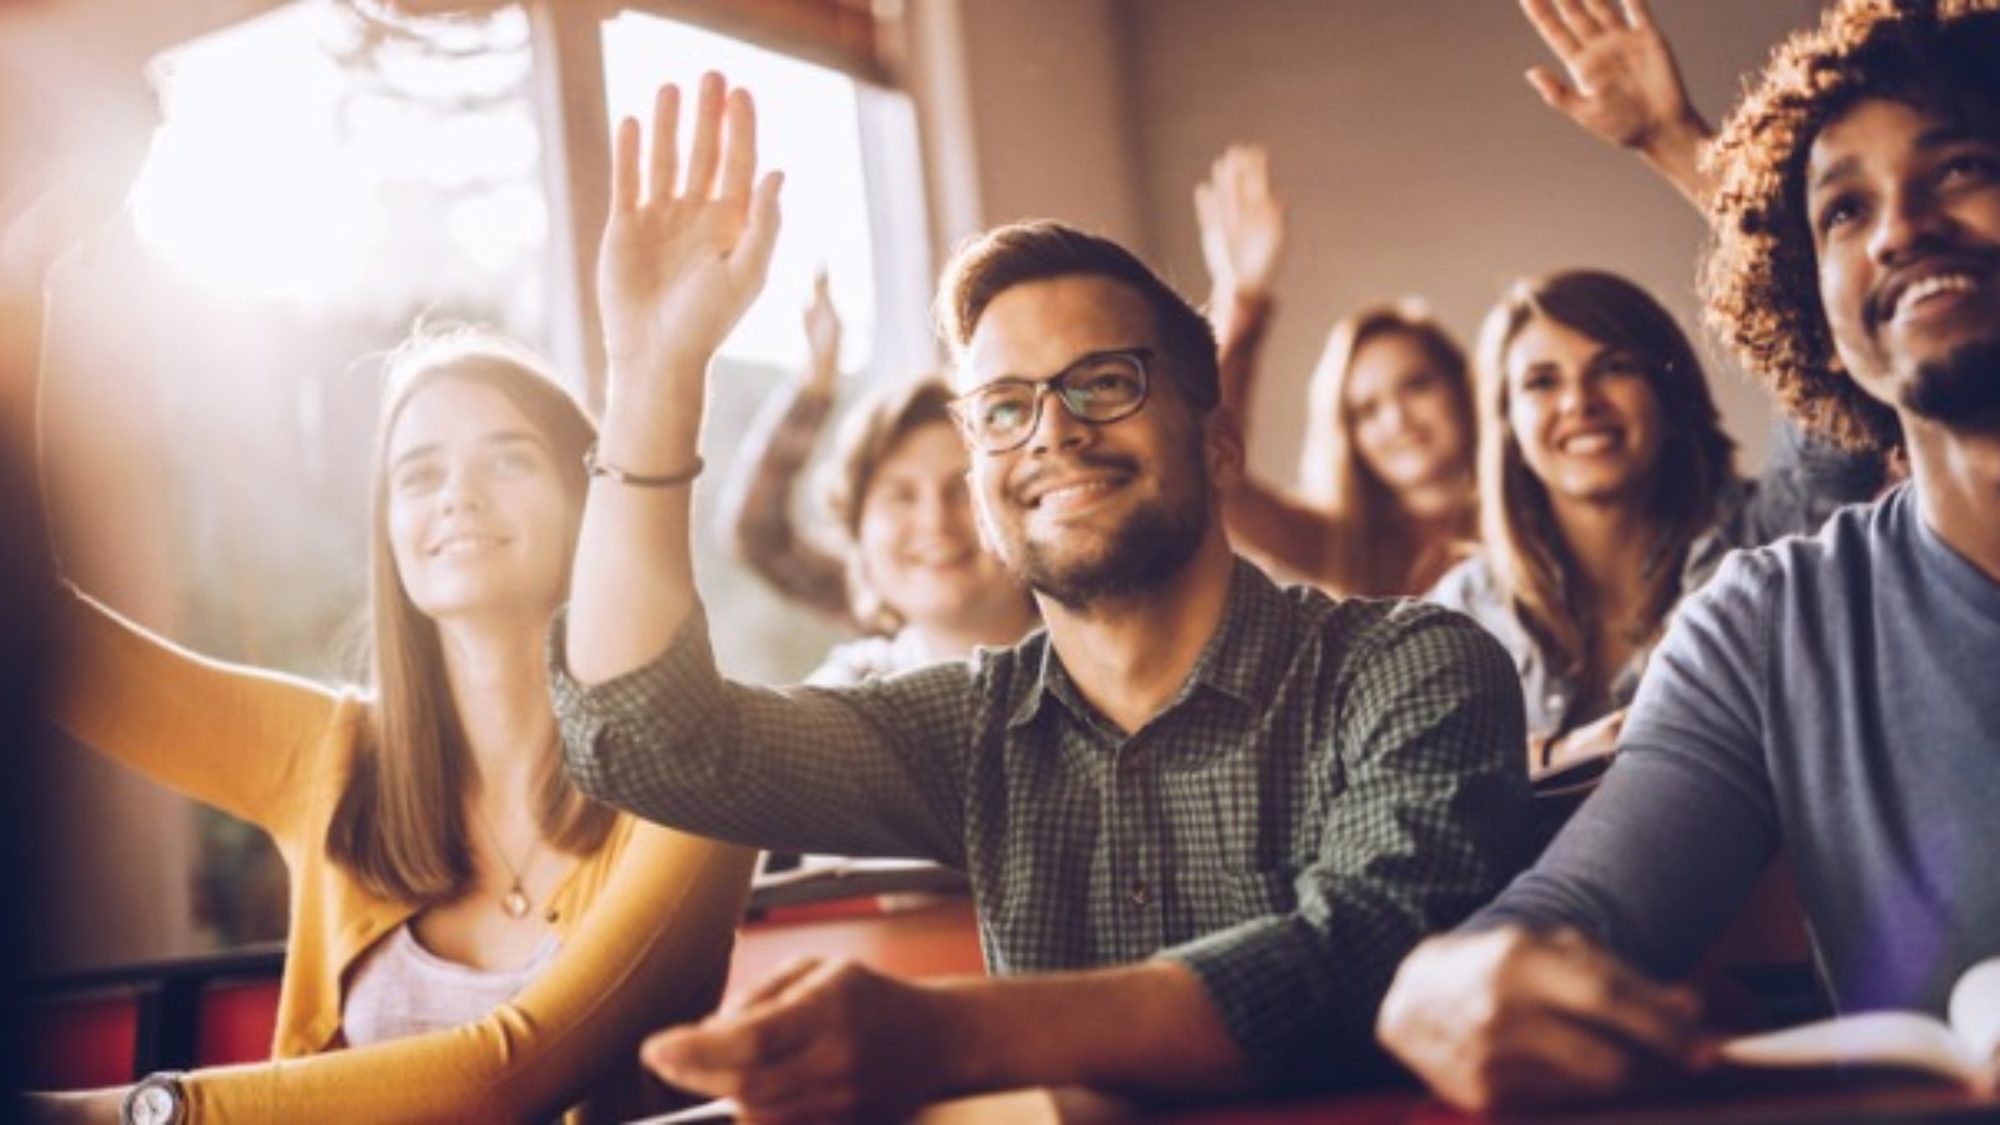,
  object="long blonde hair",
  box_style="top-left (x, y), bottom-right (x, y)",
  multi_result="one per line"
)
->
top-left (1296, 301), bottom-right (1476, 594)
top-left (327, 325), bottom-right (613, 905)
